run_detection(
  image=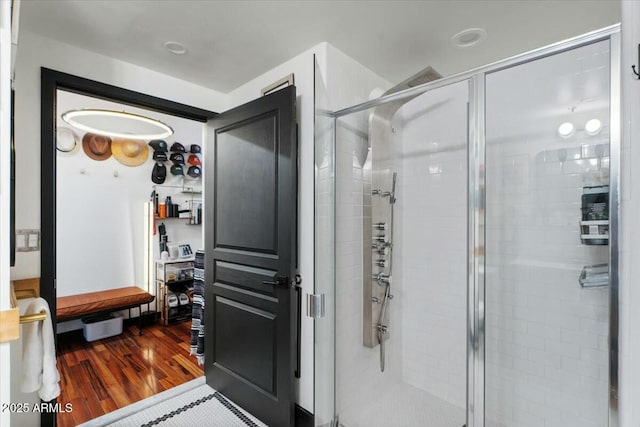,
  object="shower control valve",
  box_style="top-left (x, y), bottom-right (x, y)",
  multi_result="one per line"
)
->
top-left (373, 222), bottom-right (387, 231)
top-left (372, 245), bottom-right (389, 256)
top-left (374, 235), bottom-right (388, 243)
top-left (375, 259), bottom-right (386, 268)
top-left (373, 273), bottom-right (391, 286)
